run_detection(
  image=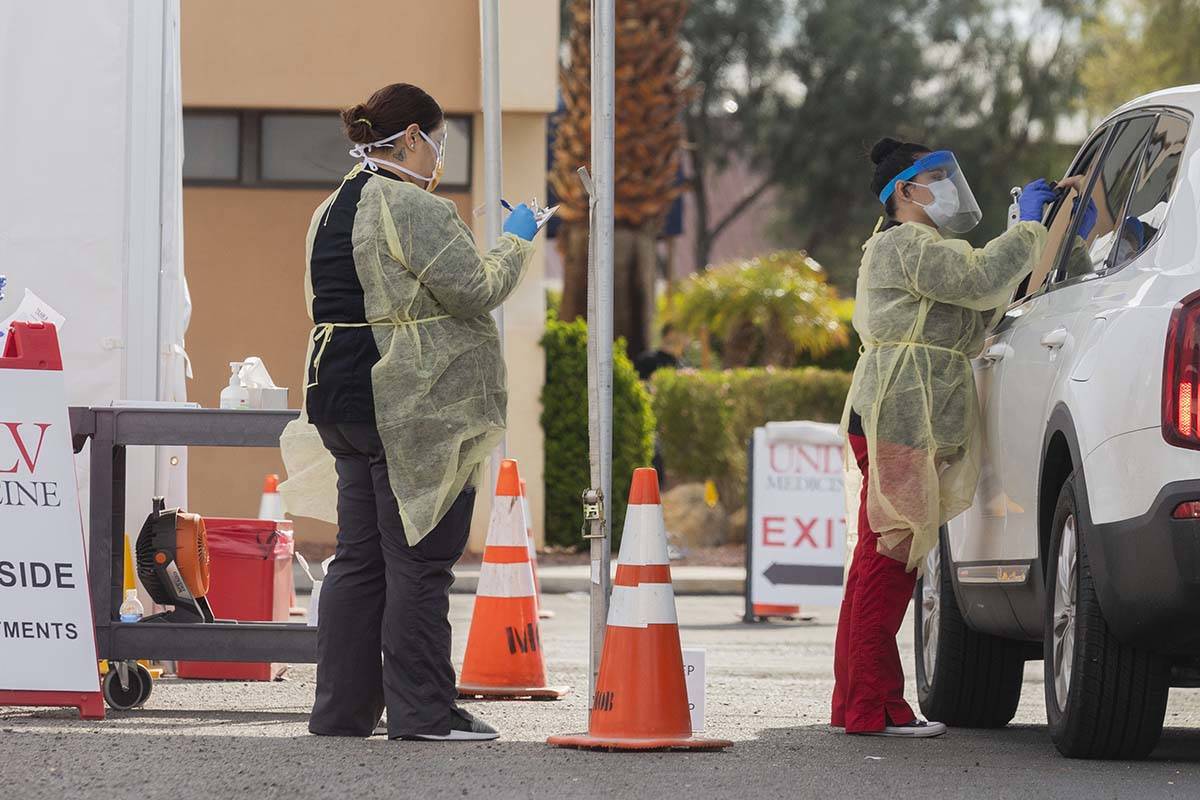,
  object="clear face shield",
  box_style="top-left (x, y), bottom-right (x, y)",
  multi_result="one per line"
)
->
top-left (879, 150), bottom-right (983, 234)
